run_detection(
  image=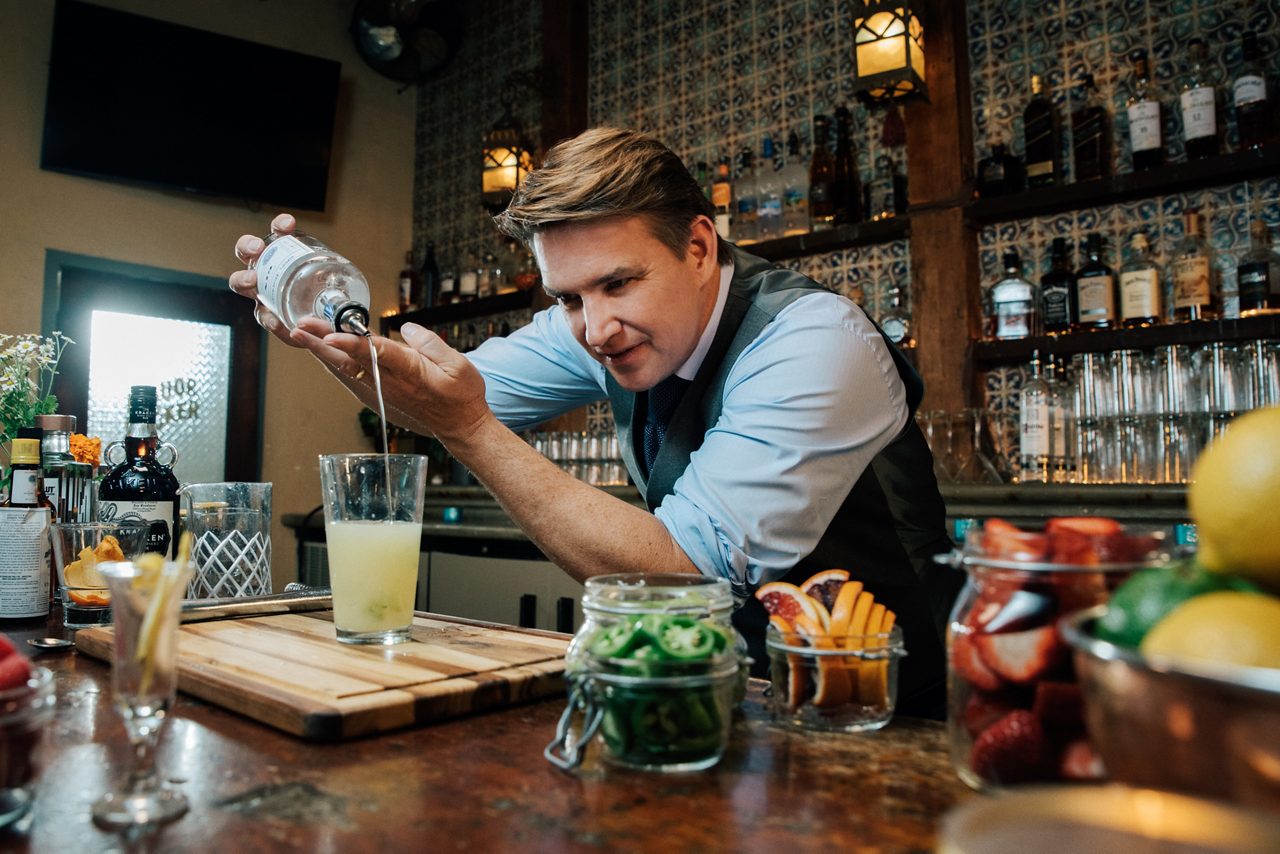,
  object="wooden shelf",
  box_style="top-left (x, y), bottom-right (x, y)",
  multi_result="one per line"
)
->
top-left (744, 216), bottom-right (910, 261)
top-left (971, 314), bottom-right (1280, 364)
top-left (966, 147), bottom-right (1280, 226)
top-left (380, 289), bottom-right (536, 336)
